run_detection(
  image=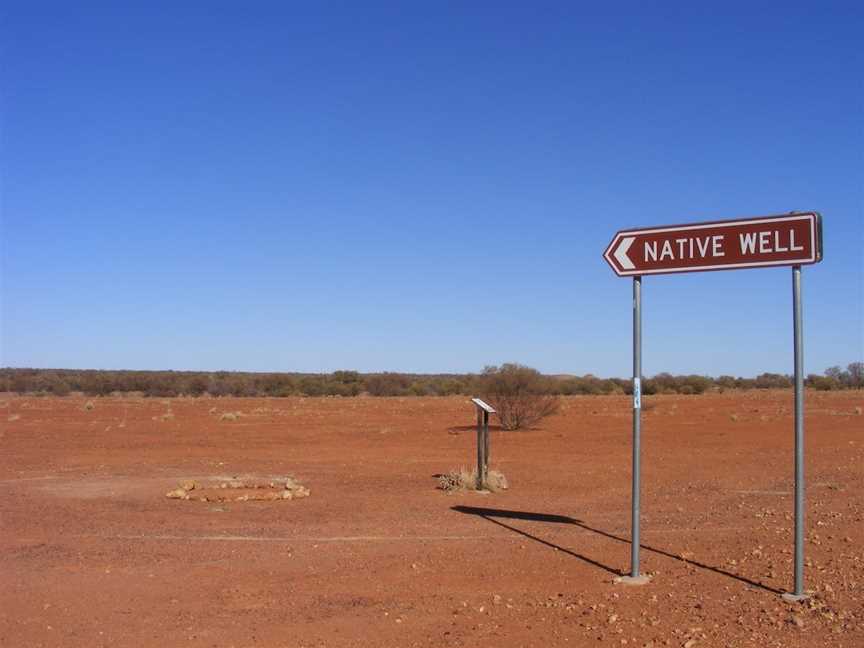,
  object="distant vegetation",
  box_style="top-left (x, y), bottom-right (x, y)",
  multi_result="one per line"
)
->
top-left (0, 362), bottom-right (860, 398)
